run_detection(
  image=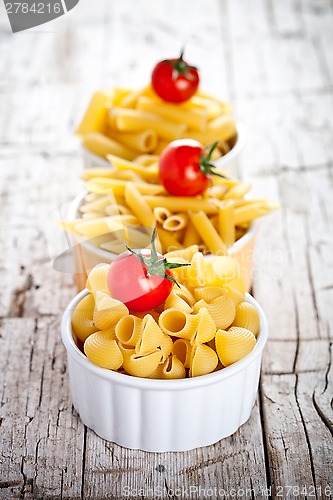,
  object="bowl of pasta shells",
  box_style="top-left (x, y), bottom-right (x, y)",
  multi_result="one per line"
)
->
top-left (61, 248), bottom-right (268, 452)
